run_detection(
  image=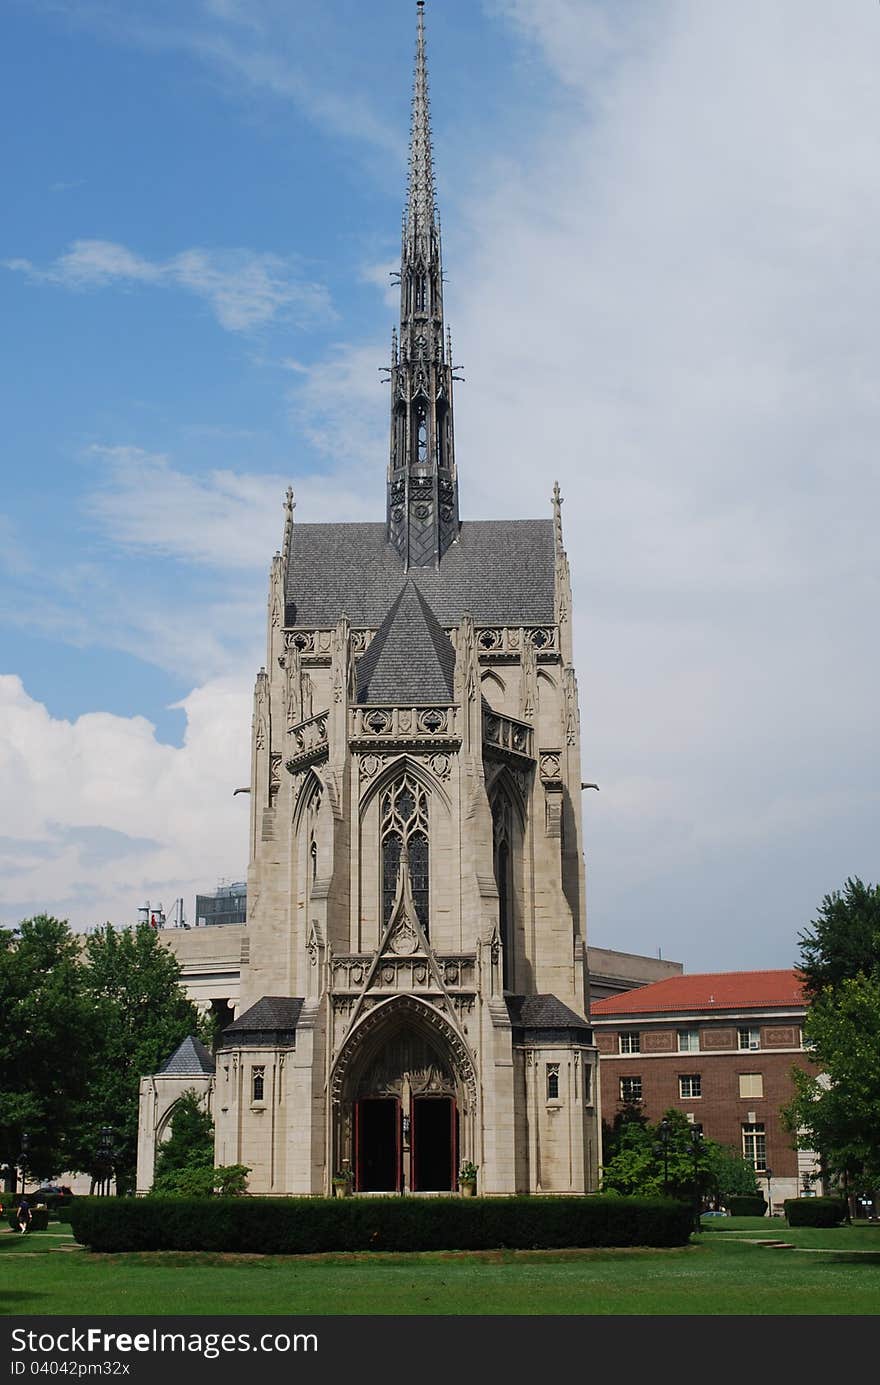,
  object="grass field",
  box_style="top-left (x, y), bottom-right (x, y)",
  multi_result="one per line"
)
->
top-left (2, 1220), bottom-right (879, 1316)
